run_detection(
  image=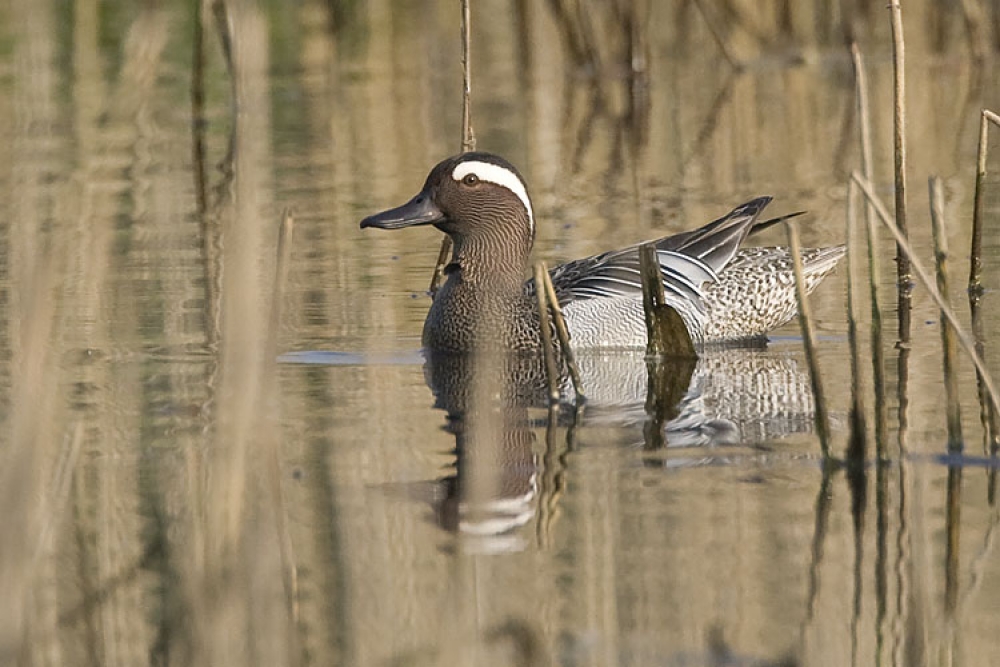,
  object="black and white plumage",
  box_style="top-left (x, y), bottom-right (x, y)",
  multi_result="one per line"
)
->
top-left (361, 152), bottom-right (844, 352)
